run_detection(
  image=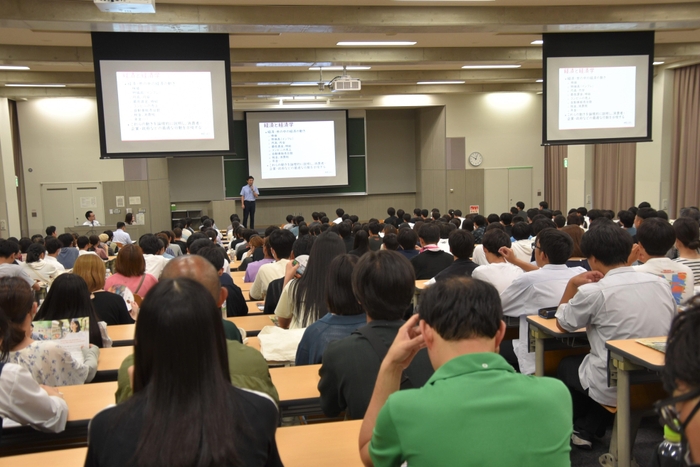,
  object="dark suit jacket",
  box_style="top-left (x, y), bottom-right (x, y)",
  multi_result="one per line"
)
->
top-left (434, 258), bottom-right (479, 282)
top-left (410, 249), bottom-right (455, 279)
